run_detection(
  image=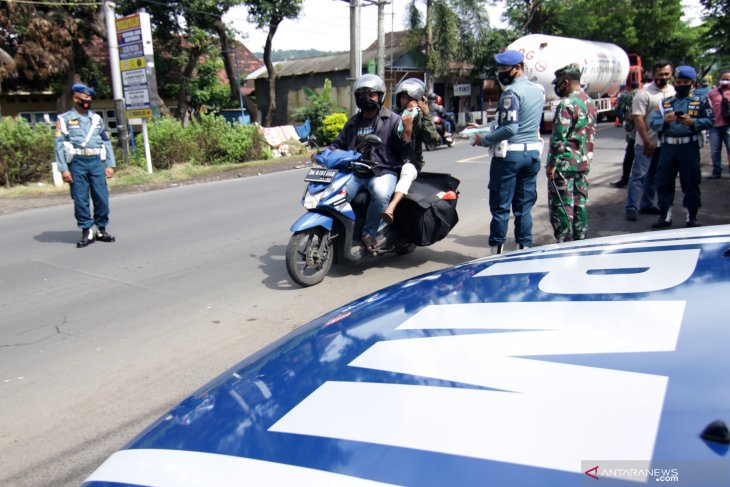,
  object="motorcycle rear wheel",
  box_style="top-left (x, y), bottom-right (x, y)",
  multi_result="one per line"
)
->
top-left (286, 228), bottom-right (333, 287)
